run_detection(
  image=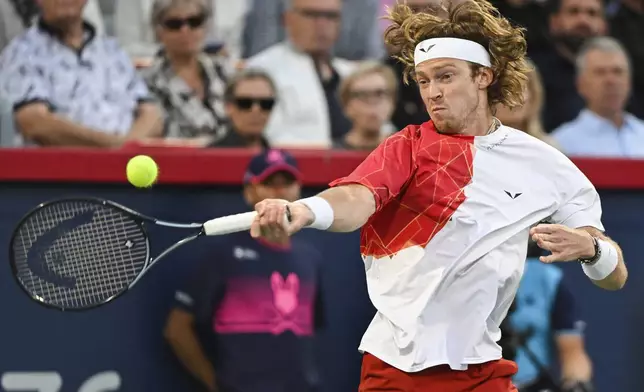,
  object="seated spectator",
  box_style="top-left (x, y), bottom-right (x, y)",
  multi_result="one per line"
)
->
top-left (245, 0), bottom-right (355, 148)
top-left (0, 0), bottom-right (162, 147)
top-left (552, 37), bottom-right (644, 157)
top-left (209, 69), bottom-right (274, 149)
top-left (0, 0), bottom-right (105, 51)
top-left (608, 0), bottom-right (644, 119)
top-left (334, 62), bottom-right (396, 150)
top-left (243, 0), bottom-right (384, 61)
top-left (495, 60), bottom-right (559, 149)
top-left (143, 0), bottom-right (232, 146)
top-left (115, 0), bottom-right (248, 64)
top-left (531, 0), bottom-right (607, 132)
